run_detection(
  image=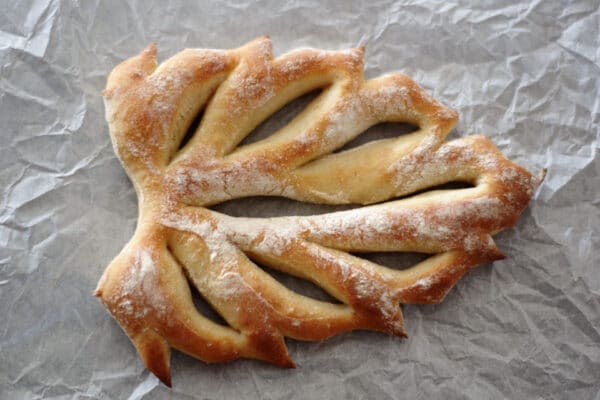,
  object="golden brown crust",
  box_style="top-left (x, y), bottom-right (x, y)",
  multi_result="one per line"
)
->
top-left (96, 37), bottom-right (539, 387)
